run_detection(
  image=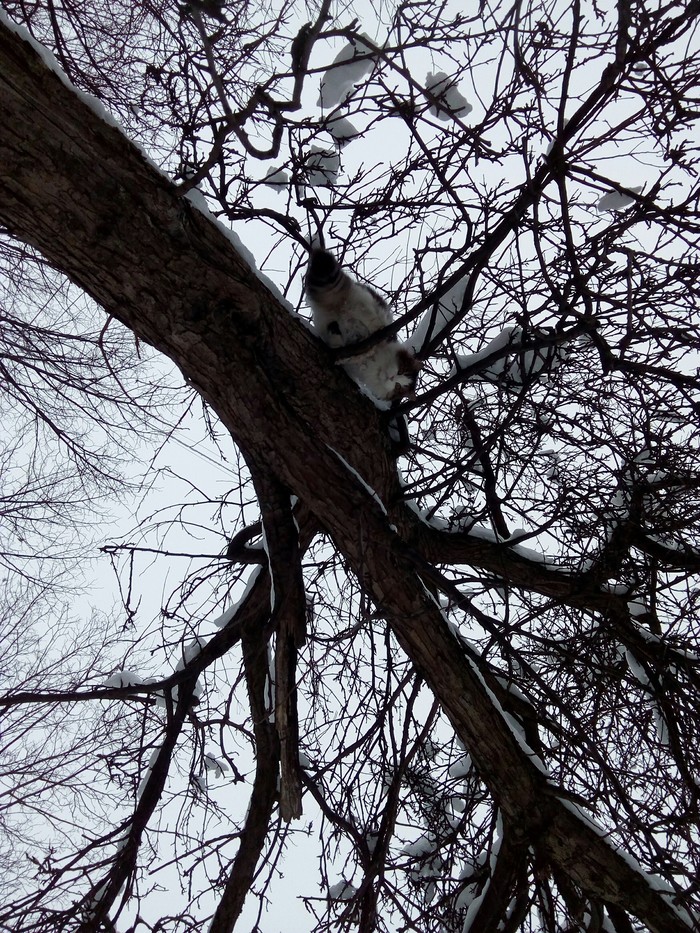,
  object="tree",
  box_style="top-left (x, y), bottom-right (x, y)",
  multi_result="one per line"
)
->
top-left (0, 1), bottom-right (699, 931)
